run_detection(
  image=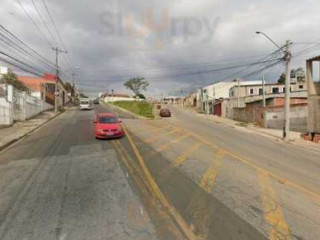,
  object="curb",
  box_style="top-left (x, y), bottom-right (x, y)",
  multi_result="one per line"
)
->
top-left (0, 110), bottom-right (65, 152)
